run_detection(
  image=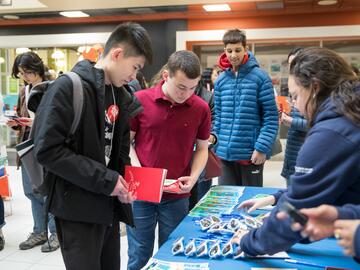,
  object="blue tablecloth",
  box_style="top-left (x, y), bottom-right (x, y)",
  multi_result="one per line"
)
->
top-left (153, 186), bottom-right (359, 269)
